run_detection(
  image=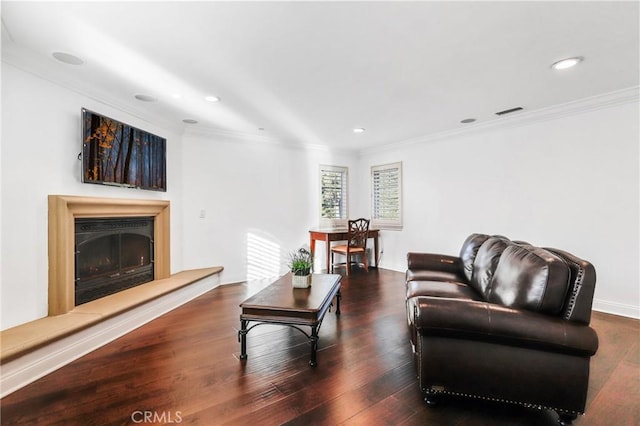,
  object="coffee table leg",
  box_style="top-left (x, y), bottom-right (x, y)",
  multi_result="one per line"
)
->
top-left (336, 289), bottom-right (341, 315)
top-left (309, 326), bottom-right (319, 367)
top-left (239, 319), bottom-right (248, 360)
